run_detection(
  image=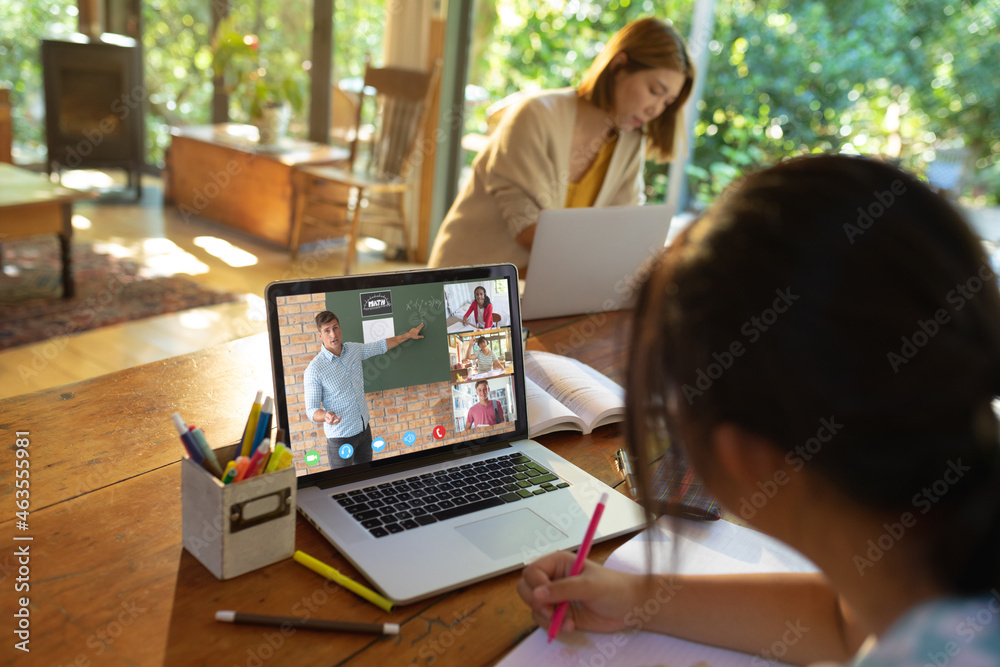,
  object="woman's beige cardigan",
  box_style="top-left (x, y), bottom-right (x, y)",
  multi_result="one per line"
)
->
top-left (428, 88), bottom-right (646, 273)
